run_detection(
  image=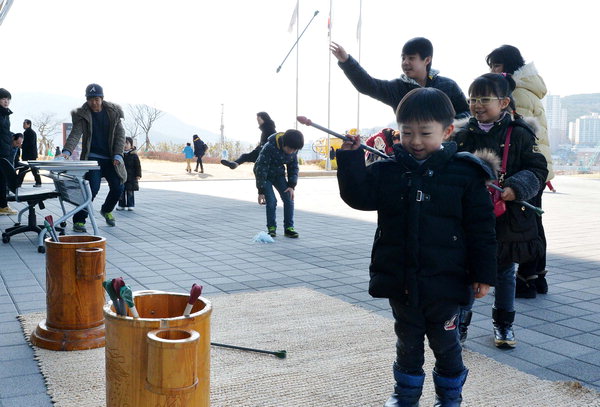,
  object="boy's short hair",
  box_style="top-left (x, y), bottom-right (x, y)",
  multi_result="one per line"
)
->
top-left (13, 133), bottom-right (23, 140)
top-left (24, 119), bottom-right (32, 125)
top-left (402, 37), bottom-right (433, 71)
top-left (186, 142), bottom-right (191, 146)
top-left (282, 129), bottom-right (304, 150)
top-left (0, 88), bottom-right (12, 100)
top-left (486, 45), bottom-right (525, 75)
top-left (125, 136), bottom-right (134, 146)
top-left (396, 88), bottom-right (455, 128)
